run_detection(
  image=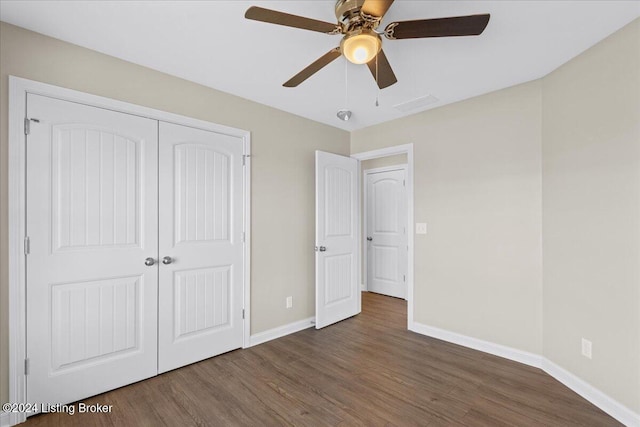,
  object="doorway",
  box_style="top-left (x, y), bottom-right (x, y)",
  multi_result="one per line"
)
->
top-left (351, 144), bottom-right (414, 325)
top-left (364, 164), bottom-right (408, 299)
